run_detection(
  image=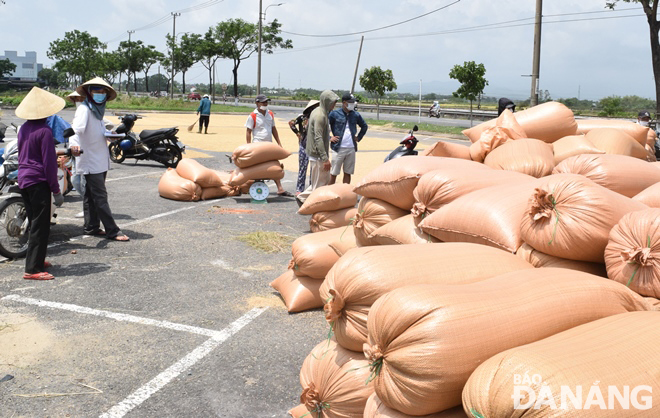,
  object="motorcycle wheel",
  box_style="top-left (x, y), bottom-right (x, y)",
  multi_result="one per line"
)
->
top-left (0, 196), bottom-right (29, 259)
top-left (161, 144), bottom-right (182, 168)
top-left (109, 143), bottom-right (126, 163)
